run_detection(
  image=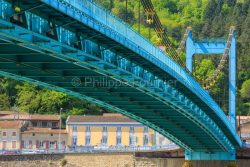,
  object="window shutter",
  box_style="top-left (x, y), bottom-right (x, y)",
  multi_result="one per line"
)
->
top-left (62, 141), bottom-right (65, 148)
top-left (29, 140), bottom-right (32, 149)
top-left (21, 140), bottom-right (24, 149)
top-left (36, 140), bottom-right (39, 148)
top-left (46, 141), bottom-right (49, 149)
